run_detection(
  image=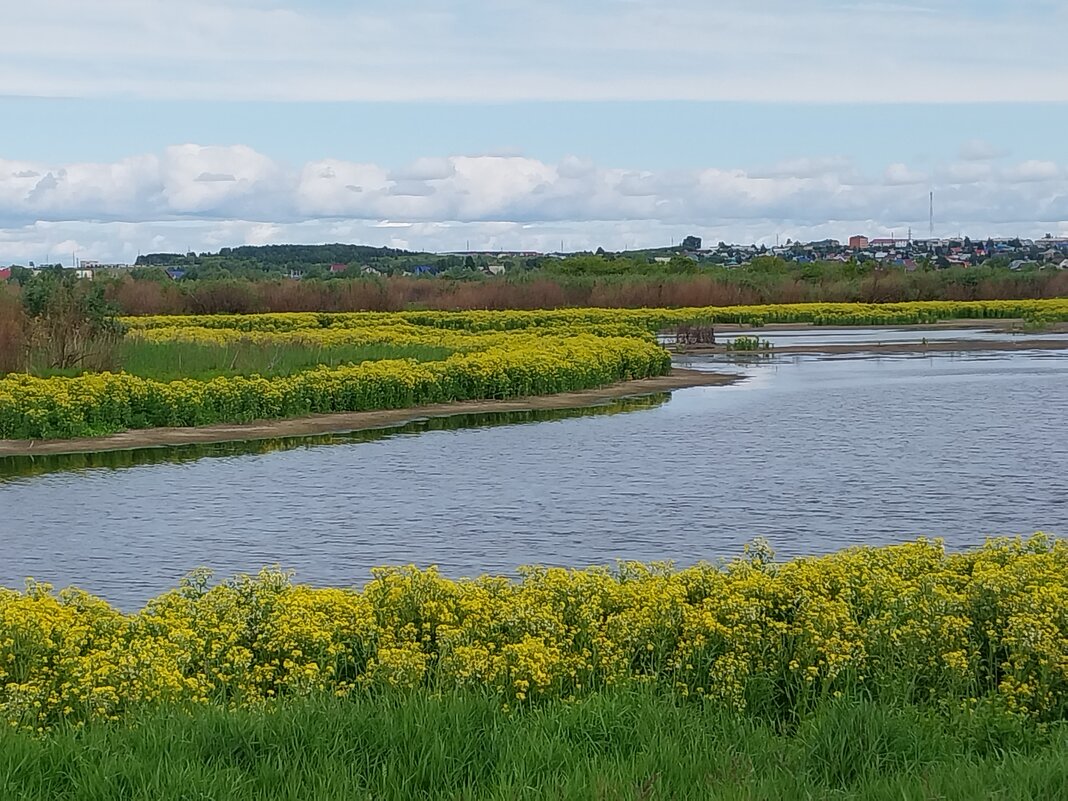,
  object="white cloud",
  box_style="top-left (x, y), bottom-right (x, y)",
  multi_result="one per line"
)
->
top-left (938, 162), bottom-right (995, 184)
top-left (883, 163), bottom-right (928, 186)
top-left (1004, 160), bottom-right (1061, 183)
top-left (2, 146), bottom-right (1066, 262)
top-left (749, 157), bottom-right (853, 181)
top-left (3, 0), bottom-right (1067, 102)
top-left (390, 158), bottom-right (456, 182)
top-left (157, 145), bottom-right (287, 216)
top-left (959, 139), bottom-right (1009, 161)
